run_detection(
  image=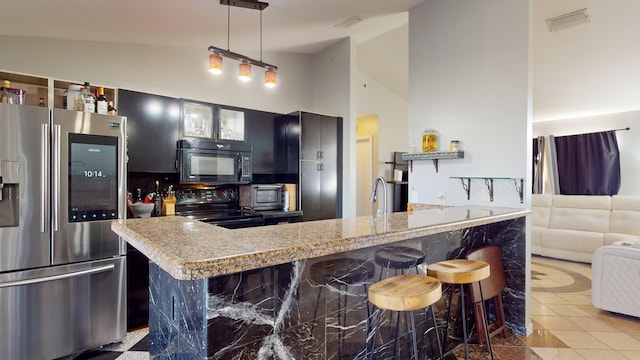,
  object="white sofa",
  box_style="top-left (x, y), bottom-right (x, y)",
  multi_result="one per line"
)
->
top-left (592, 240), bottom-right (640, 318)
top-left (531, 194), bottom-right (640, 263)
